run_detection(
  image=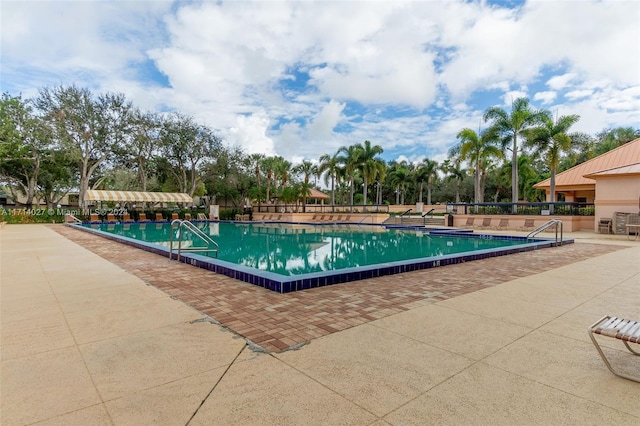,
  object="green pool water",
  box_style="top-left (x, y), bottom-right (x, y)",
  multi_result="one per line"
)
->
top-left (87, 222), bottom-right (528, 276)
